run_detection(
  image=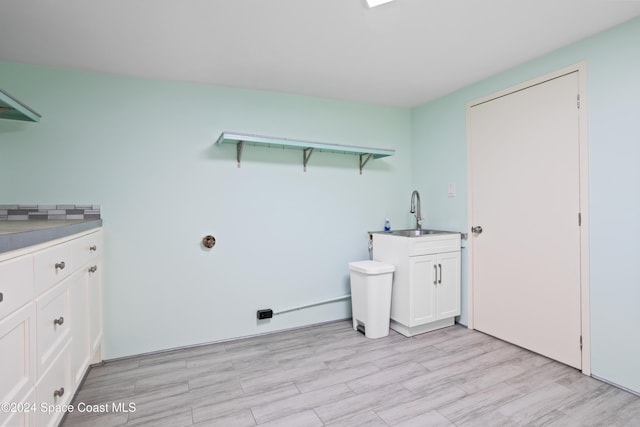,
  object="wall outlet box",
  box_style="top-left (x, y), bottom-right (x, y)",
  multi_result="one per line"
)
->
top-left (448, 183), bottom-right (456, 197)
top-left (257, 309), bottom-right (273, 319)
